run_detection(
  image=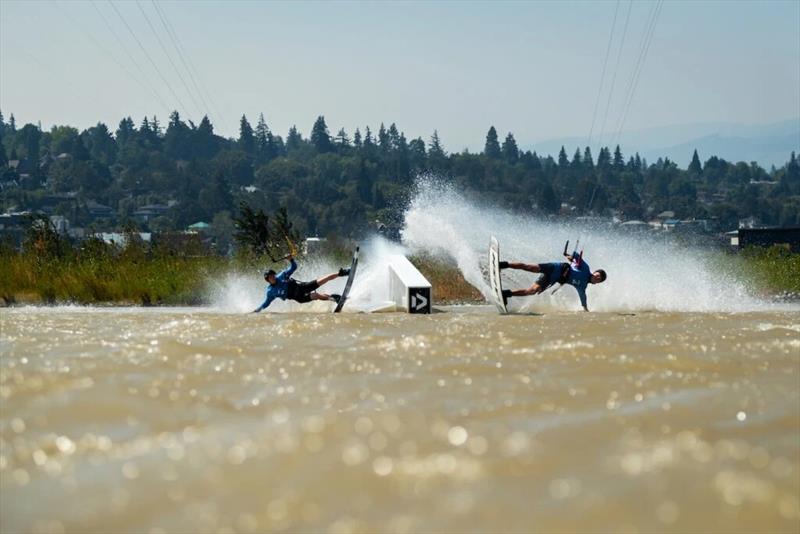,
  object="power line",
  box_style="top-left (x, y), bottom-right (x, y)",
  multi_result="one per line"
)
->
top-left (55, 0), bottom-right (170, 115)
top-left (150, 0), bottom-right (220, 126)
top-left (587, 0), bottom-right (620, 148)
top-left (596, 0), bottom-right (633, 153)
top-left (93, 0), bottom-right (173, 115)
top-left (615, 1), bottom-right (660, 141)
top-left (134, 0), bottom-right (204, 118)
top-left (613, 0), bottom-right (664, 147)
top-left (151, 0), bottom-right (230, 132)
top-left (108, 0), bottom-right (190, 117)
